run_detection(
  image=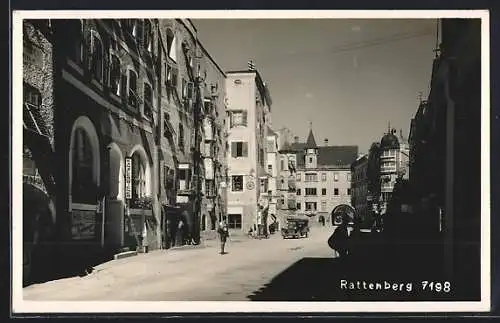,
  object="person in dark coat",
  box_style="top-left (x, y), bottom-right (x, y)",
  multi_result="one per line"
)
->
top-left (328, 214), bottom-right (350, 259)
